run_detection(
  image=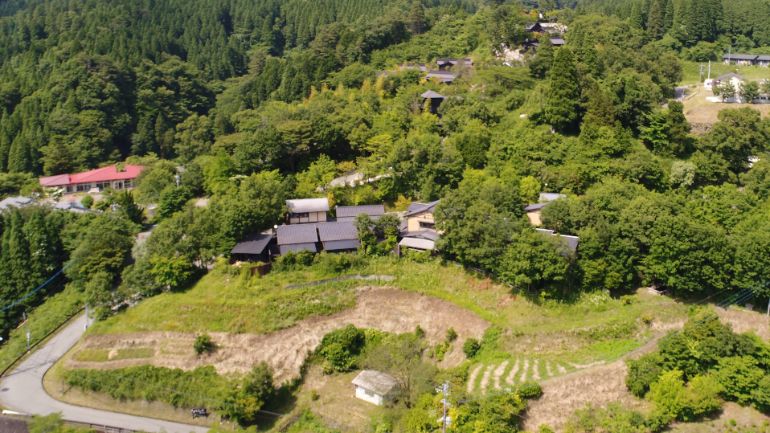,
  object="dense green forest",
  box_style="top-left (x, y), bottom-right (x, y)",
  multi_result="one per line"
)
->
top-left (2, 0), bottom-right (770, 431)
